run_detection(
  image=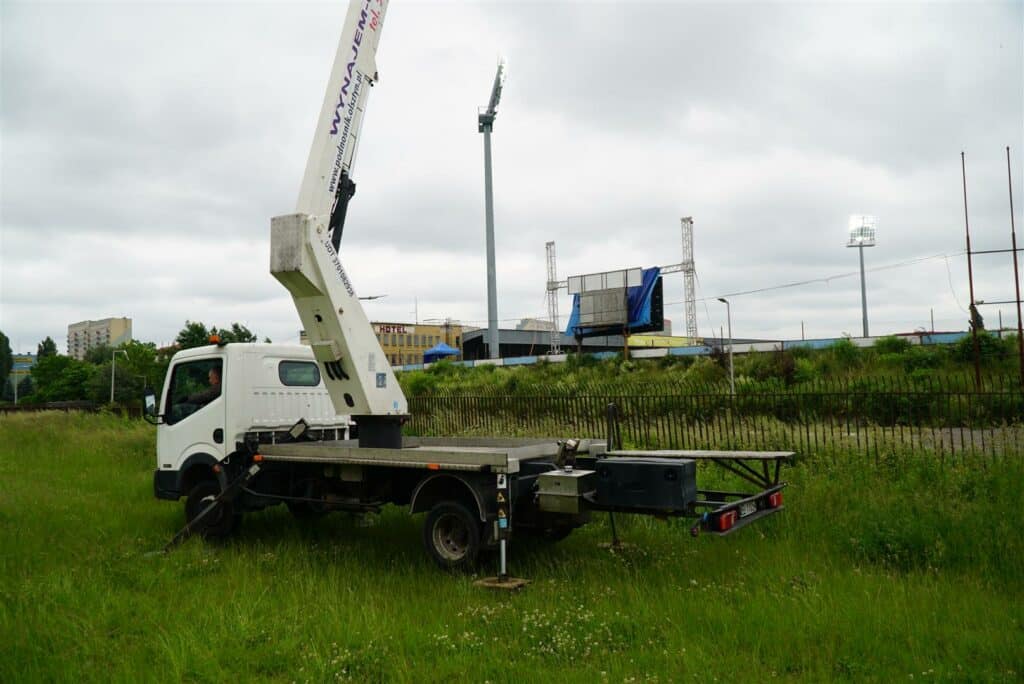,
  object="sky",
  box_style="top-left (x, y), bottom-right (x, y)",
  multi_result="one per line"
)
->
top-left (1, 0), bottom-right (1022, 354)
